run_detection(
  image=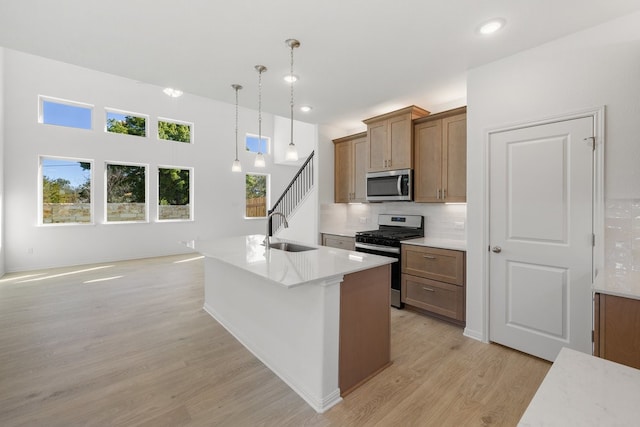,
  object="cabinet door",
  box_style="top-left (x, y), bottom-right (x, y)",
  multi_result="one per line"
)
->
top-left (596, 293), bottom-right (640, 369)
top-left (367, 121), bottom-right (387, 172)
top-left (413, 120), bottom-right (443, 202)
top-left (402, 245), bottom-right (464, 286)
top-left (401, 274), bottom-right (465, 321)
top-left (442, 114), bottom-right (467, 202)
top-left (388, 114), bottom-right (412, 170)
top-left (334, 141), bottom-right (352, 203)
top-left (352, 137), bottom-right (368, 202)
